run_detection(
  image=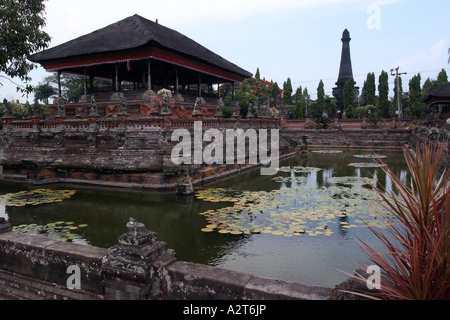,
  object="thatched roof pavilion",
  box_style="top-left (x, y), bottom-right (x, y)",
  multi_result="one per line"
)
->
top-left (29, 14), bottom-right (252, 96)
top-left (423, 82), bottom-right (450, 117)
